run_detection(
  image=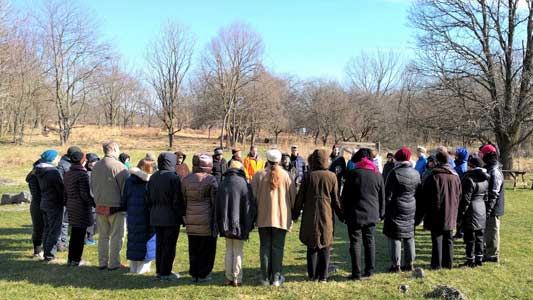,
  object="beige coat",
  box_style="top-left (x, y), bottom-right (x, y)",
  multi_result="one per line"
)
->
top-left (91, 155), bottom-right (129, 207)
top-left (251, 167), bottom-right (296, 230)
